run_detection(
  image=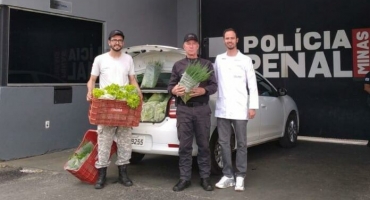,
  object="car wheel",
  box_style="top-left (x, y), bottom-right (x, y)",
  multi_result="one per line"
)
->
top-left (129, 152), bottom-right (145, 164)
top-left (279, 114), bottom-right (298, 148)
top-left (210, 132), bottom-right (223, 175)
